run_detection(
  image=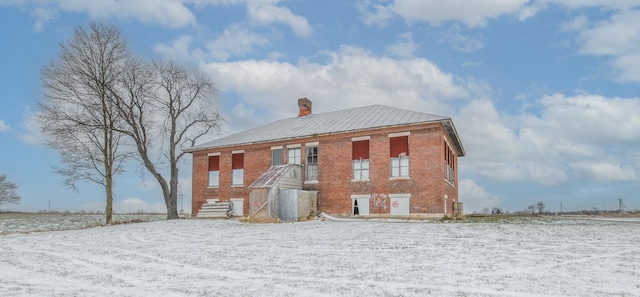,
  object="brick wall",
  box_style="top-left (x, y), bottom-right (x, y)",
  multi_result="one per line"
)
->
top-left (191, 122), bottom-right (460, 217)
